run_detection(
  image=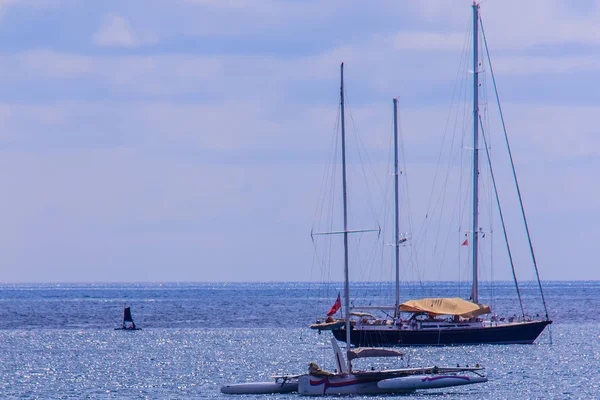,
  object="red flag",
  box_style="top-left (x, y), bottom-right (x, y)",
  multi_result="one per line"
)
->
top-left (461, 238), bottom-right (468, 246)
top-left (327, 293), bottom-right (341, 316)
